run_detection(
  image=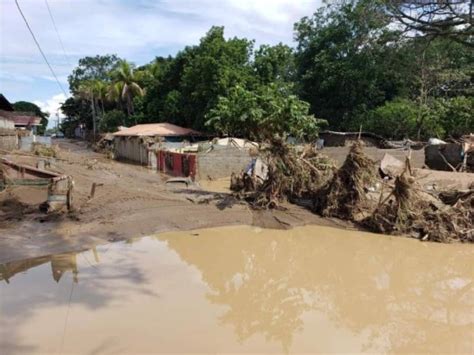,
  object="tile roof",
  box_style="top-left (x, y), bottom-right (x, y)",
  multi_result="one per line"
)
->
top-left (113, 123), bottom-right (202, 137)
